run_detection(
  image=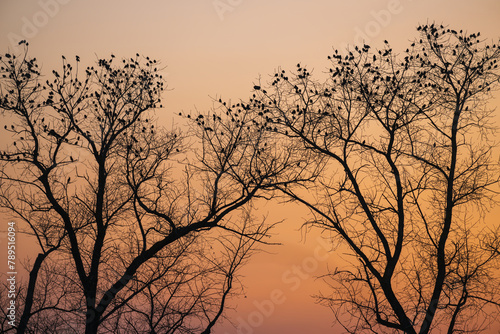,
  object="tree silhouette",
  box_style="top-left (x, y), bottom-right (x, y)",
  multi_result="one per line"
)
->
top-left (247, 25), bottom-right (500, 333)
top-left (0, 42), bottom-right (307, 333)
